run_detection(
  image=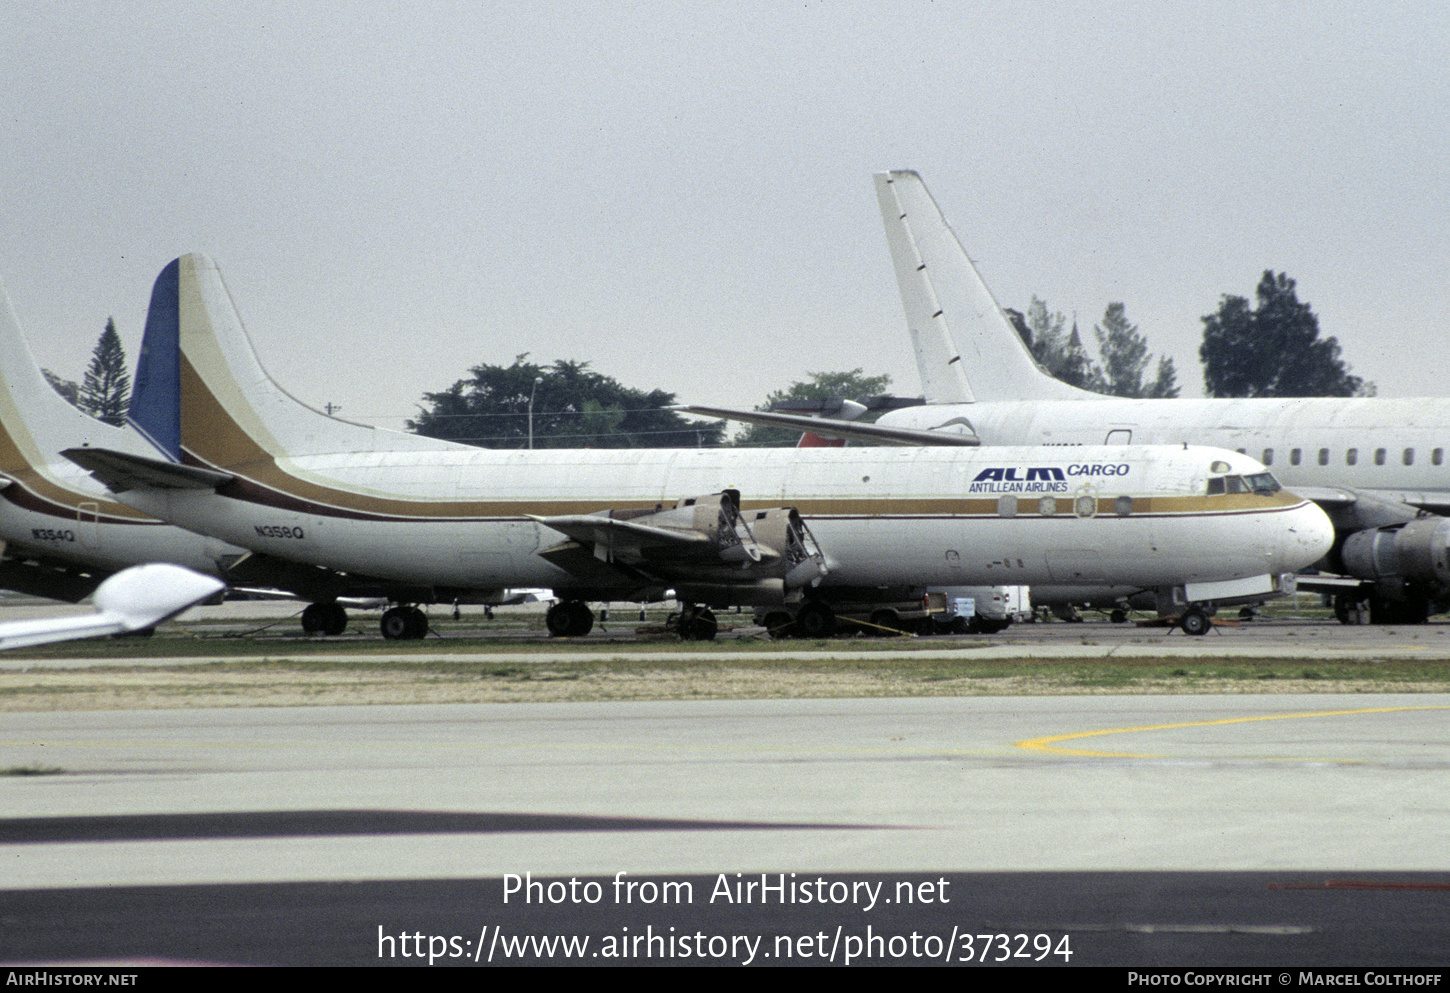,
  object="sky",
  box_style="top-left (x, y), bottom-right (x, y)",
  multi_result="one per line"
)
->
top-left (3, 1), bottom-right (1447, 432)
